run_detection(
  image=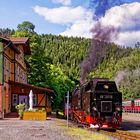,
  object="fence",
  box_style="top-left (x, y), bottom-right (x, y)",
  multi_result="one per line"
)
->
top-left (122, 109), bottom-right (140, 121)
